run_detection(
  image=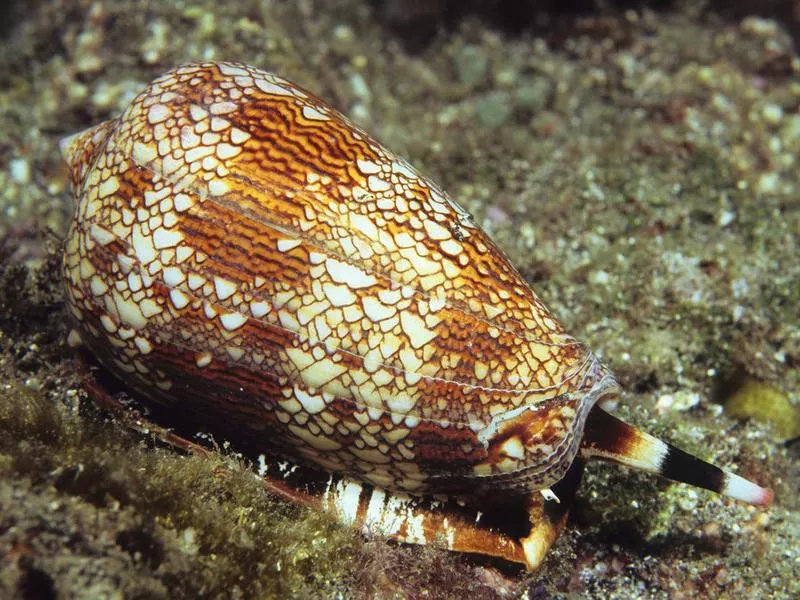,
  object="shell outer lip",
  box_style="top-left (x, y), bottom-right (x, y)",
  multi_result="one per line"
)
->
top-left (466, 370), bottom-right (619, 492)
top-left (475, 368), bottom-right (620, 450)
